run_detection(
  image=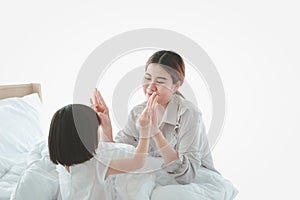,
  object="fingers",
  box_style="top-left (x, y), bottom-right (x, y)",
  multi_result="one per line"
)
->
top-left (140, 105), bottom-right (150, 119)
top-left (146, 92), bottom-right (157, 110)
top-left (151, 99), bottom-right (158, 121)
top-left (149, 94), bottom-right (157, 115)
top-left (90, 98), bottom-right (94, 108)
top-left (93, 88), bottom-right (103, 107)
top-left (95, 89), bottom-right (101, 105)
top-left (145, 92), bottom-right (153, 109)
top-left (95, 88), bottom-right (107, 108)
top-left (151, 95), bottom-right (158, 110)
top-left (93, 88), bottom-right (109, 114)
top-left (143, 92), bottom-right (159, 120)
top-left (93, 89), bottom-right (99, 107)
top-left (90, 98), bottom-right (98, 111)
top-left (143, 92), bottom-right (155, 118)
top-left (93, 89), bottom-right (99, 106)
